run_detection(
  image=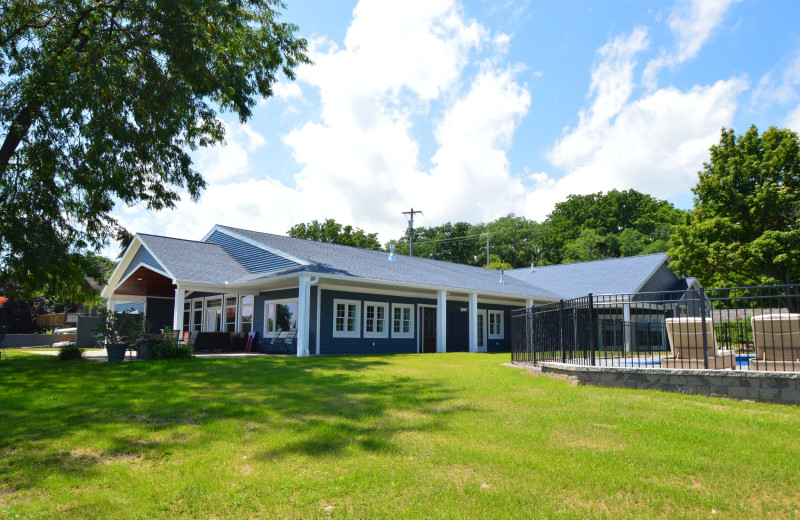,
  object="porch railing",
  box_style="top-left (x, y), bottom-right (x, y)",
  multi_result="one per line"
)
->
top-left (511, 285), bottom-right (800, 372)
